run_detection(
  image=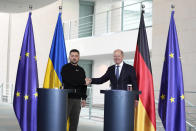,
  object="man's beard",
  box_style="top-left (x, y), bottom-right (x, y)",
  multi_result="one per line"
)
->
top-left (71, 61), bottom-right (78, 65)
